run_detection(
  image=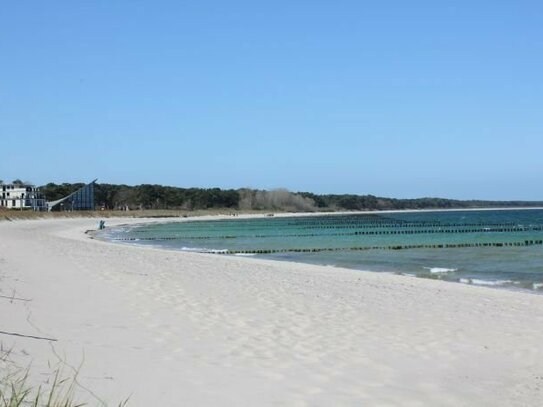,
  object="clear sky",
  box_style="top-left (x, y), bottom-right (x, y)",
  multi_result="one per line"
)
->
top-left (1, 1), bottom-right (542, 200)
